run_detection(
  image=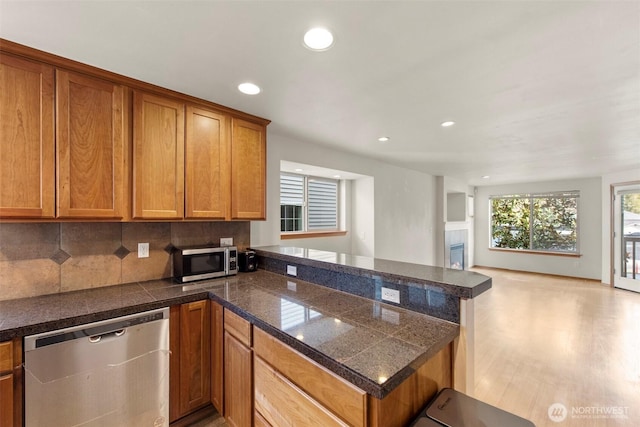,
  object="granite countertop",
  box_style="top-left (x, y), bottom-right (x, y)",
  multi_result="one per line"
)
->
top-left (0, 270), bottom-right (458, 398)
top-left (252, 245), bottom-right (492, 299)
